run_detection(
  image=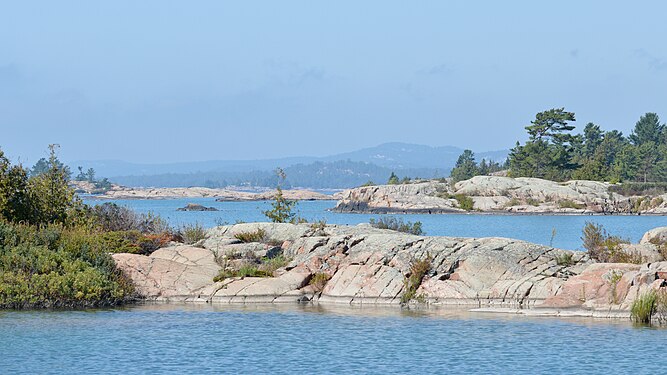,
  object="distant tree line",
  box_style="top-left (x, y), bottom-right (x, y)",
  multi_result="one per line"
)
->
top-left (449, 150), bottom-right (507, 182)
top-left (451, 108), bottom-right (667, 183)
